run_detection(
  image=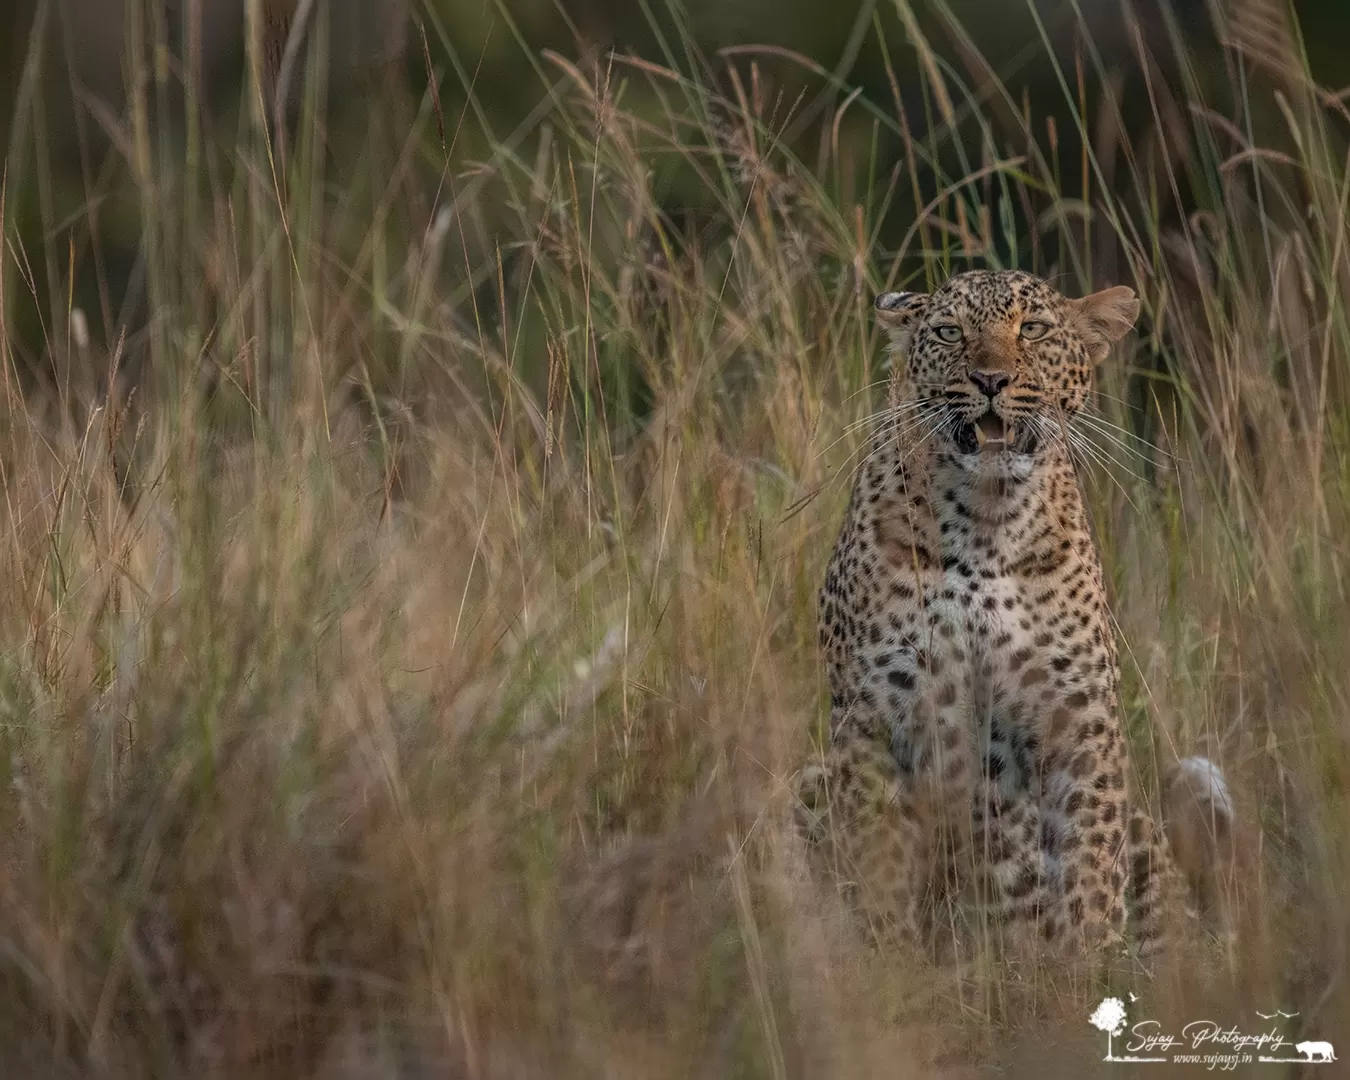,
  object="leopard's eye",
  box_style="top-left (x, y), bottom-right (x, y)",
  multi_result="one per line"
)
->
top-left (1019, 320), bottom-right (1050, 341)
top-left (932, 324), bottom-right (963, 344)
